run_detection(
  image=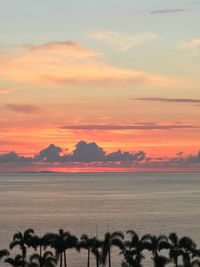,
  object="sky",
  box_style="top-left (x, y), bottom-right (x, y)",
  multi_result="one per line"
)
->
top-left (1, 0), bottom-right (200, 172)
